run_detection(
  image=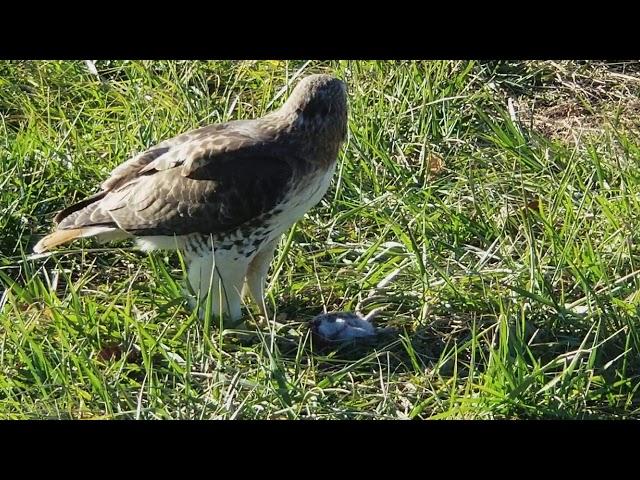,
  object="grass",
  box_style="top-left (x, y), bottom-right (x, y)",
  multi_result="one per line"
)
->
top-left (1, 60), bottom-right (640, 419)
